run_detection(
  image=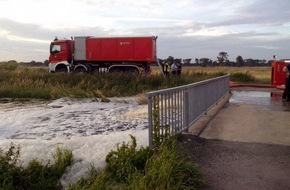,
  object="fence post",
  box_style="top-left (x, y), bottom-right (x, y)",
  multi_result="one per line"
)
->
top-left (183, 89), bottom-right (189, 132)
top-left (148, 96), bottom-right (153, 149)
